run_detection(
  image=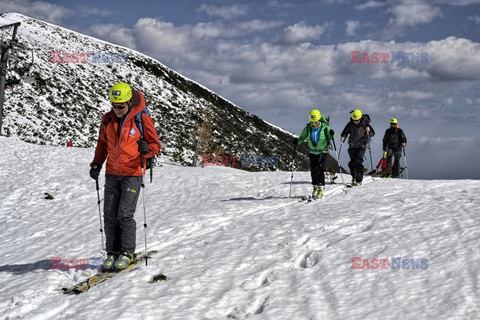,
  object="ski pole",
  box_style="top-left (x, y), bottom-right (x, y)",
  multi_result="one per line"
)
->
top-left (333, 140), bottom-right (347, 193)
top-left (140, 155), bottom-right (149, 266)
top-left (289, 144), bottom-right (297, 198)
top-left (95, 178), bottom-right (105, 252)
top-left (403, 146), bottom-right (408, 179)
top-left (366, 132), bottom-right (374, 177)
top-left (338, 143), bottom-right (343, 164)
